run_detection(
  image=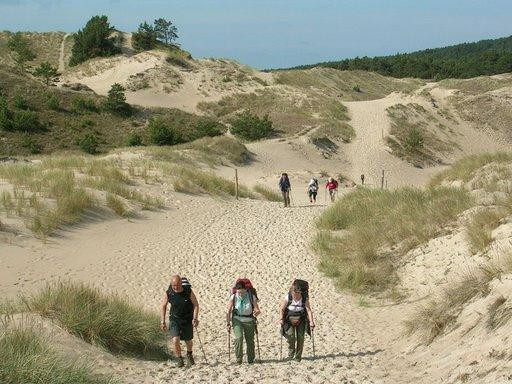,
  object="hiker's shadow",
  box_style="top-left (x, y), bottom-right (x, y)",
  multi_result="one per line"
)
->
top-left (258, 349), bottom-right (383, 363)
